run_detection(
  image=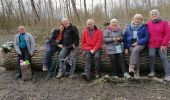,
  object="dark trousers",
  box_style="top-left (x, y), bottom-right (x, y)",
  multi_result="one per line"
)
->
top-left (84, 50), bottom-right (101, 77)
top-left (17, 48), bottom-right (31, 76)
top-left (44, 43), bottom-right (58, 71)
top-left (109, 53), bottom-right (127, 76)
